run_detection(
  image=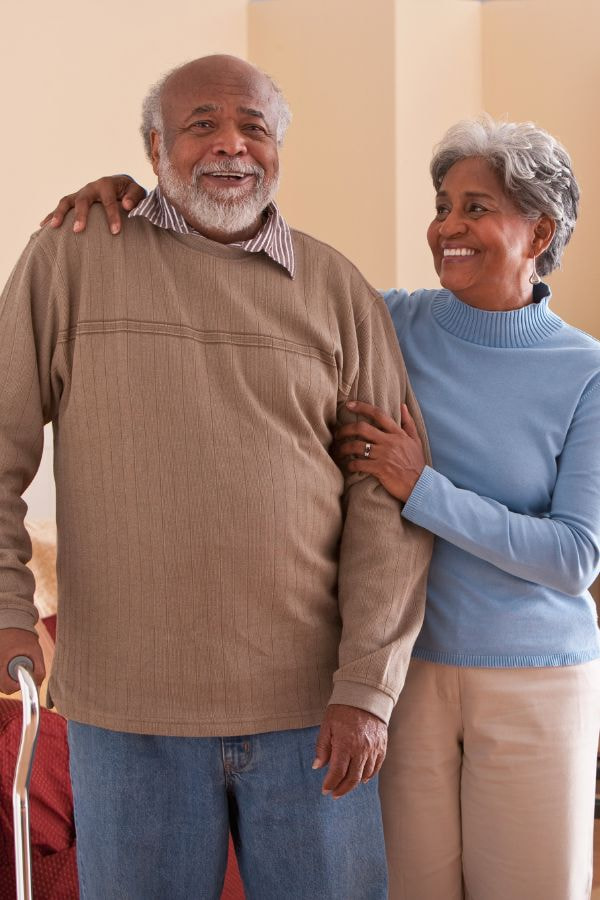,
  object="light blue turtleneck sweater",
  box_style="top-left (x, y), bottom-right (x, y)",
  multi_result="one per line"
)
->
top-left (383, 285), bottom-right (600, 667)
